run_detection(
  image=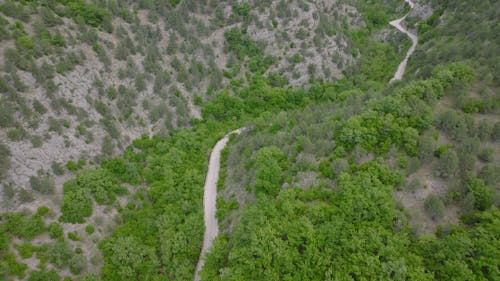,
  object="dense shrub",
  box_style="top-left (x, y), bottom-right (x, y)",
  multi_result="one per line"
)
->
top-left (3, 213), bottom-right (45, 240)
top-left (59, 180), bottom-right (93, 223)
